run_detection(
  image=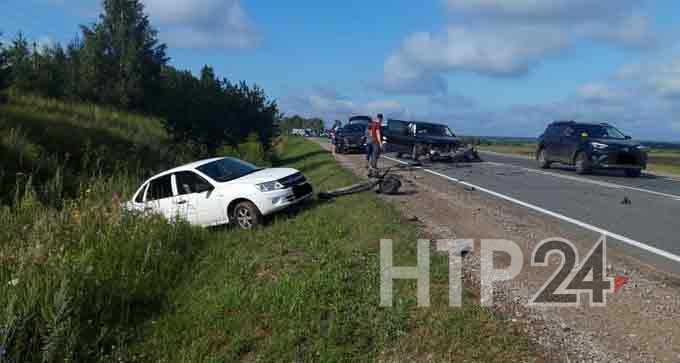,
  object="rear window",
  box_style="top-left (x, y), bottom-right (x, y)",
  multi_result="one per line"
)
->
top-left (147, 174), bottom-right (173, 201)
top-left (134, 183), bottom-right (148, 203)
